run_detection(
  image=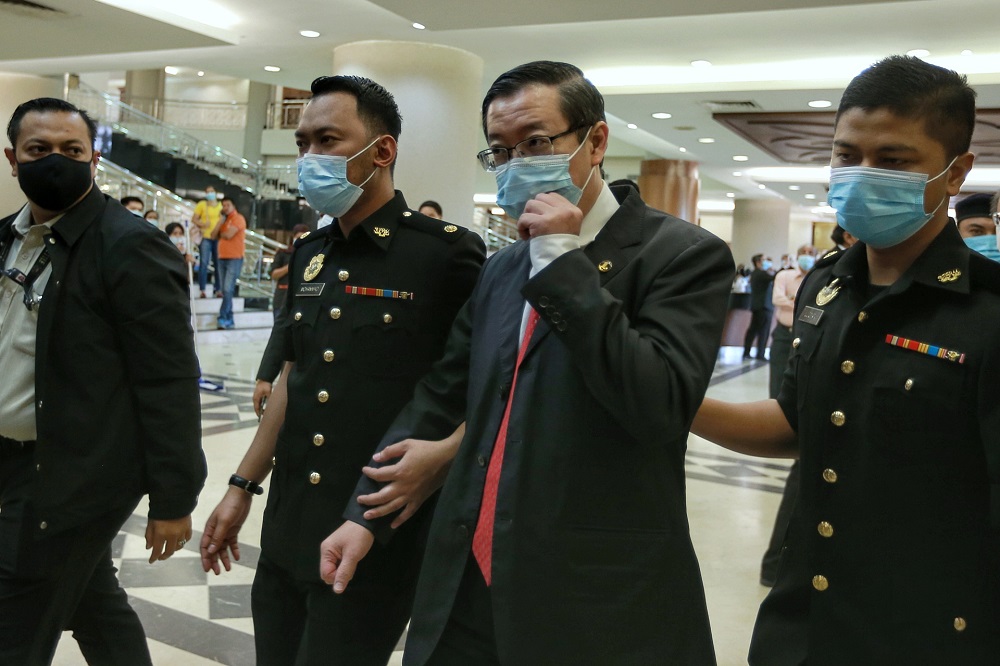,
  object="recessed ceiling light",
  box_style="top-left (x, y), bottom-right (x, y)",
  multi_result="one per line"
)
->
top-left (907, 49), bottom-right (930, 58)
top-left (626, 123), bottom-right (638, 130)
top-left (412, 22), bottom-right (426, 30)
top-left (726, 192), bottom-right (735, 198)
top-left (788, 185), bottom-right (801, 191)
top-left (805, 194), bottom-right (817, 200)
top-left (698, 138), bottom-right (715, 144)
top-left (651, 112), bottom-right (672, 119)
top-left (197, 71), bottom-right (205, 77)
top-left (679, 147), bottom-right (687, 152)
top-left (808, 100), bottom-right (832, 109)
top-left (299, 30), bottom-right (320, 38)
top-left (758, 184), bottom-right (766, 190)
top-left (732, 171), bottom-right (743, 177)
top-left (164, 66), bottom-right (179, 75)
top-left (733, 155), bottom-right (749, 162)
top-left (961, 49), bottom-right (974, 56)
top-left (264, 66), bottom-right (281, 72)
top-left (690, 60), bottom-right (712, 68)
